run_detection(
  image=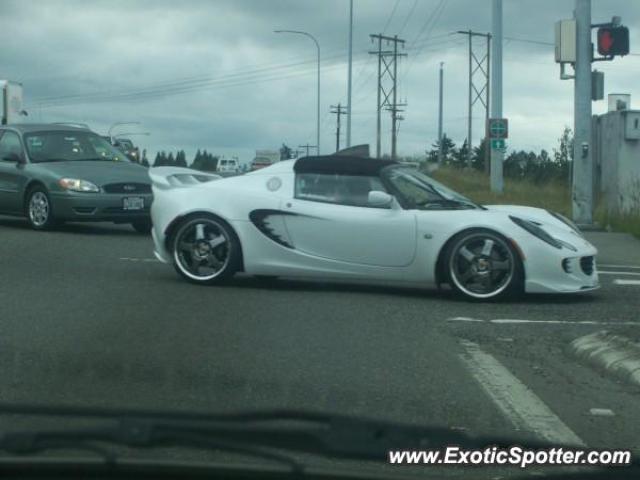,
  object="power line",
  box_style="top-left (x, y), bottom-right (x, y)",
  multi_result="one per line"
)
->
top-left (398, 0), bottom-right (419, 36)
top-left (381, 0), bottom-right (402, 34)
top-left (33, 55), bottom-right (370, 109)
